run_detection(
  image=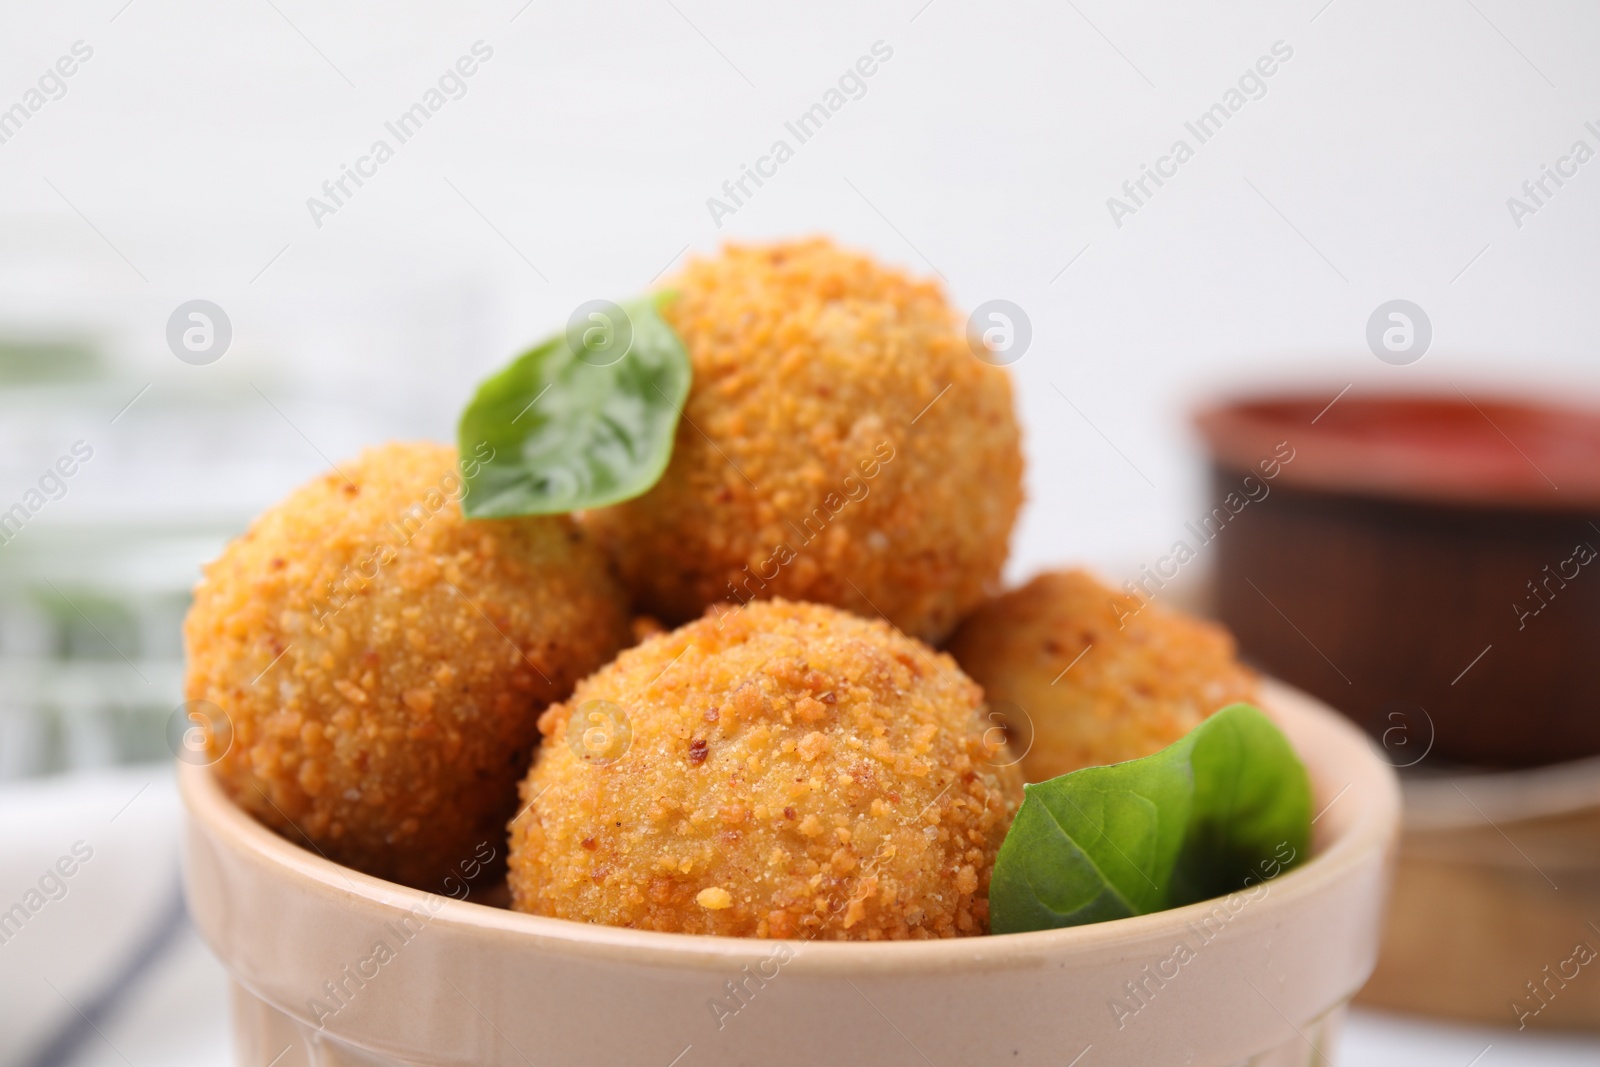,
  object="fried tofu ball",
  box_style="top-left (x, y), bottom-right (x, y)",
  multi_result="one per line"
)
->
top-left (508, 600), bottom-right (1023, 939)
top-left (581, 238), bottom-right (1024, 644)
top-left (946, 569), bottom-right (1258, 783)
top-left (183, 442), bottom-right (630, 890)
